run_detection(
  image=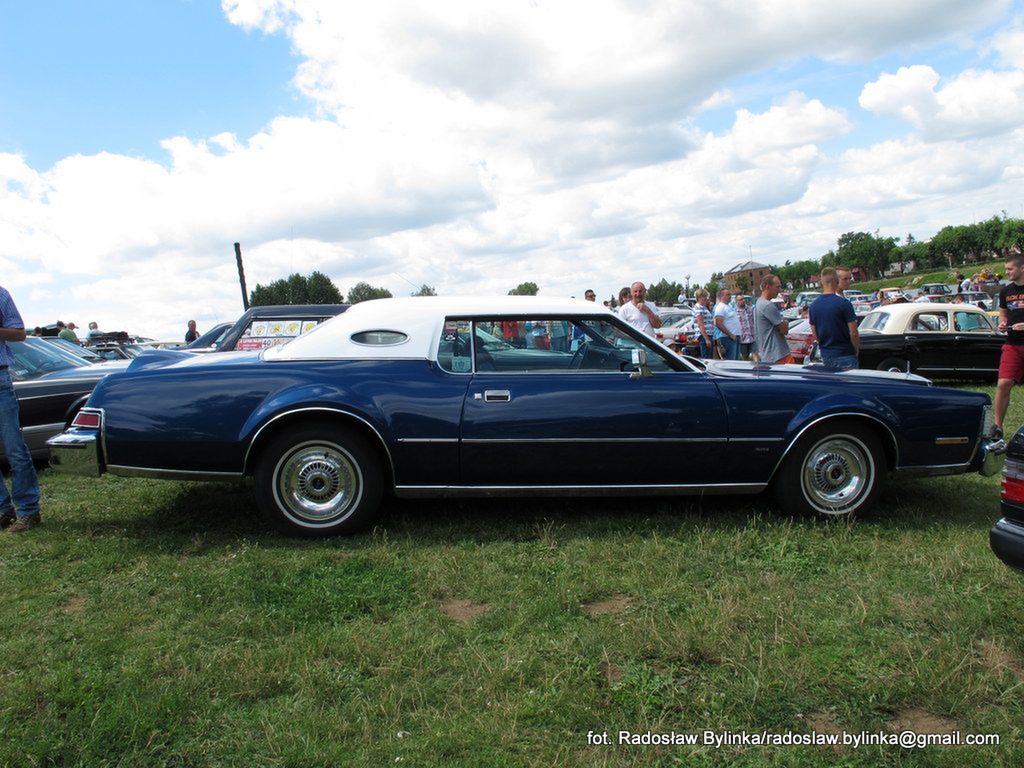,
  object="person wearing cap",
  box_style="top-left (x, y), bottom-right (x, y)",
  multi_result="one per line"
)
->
top-left (0, 285), bottom-right (41, 532)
